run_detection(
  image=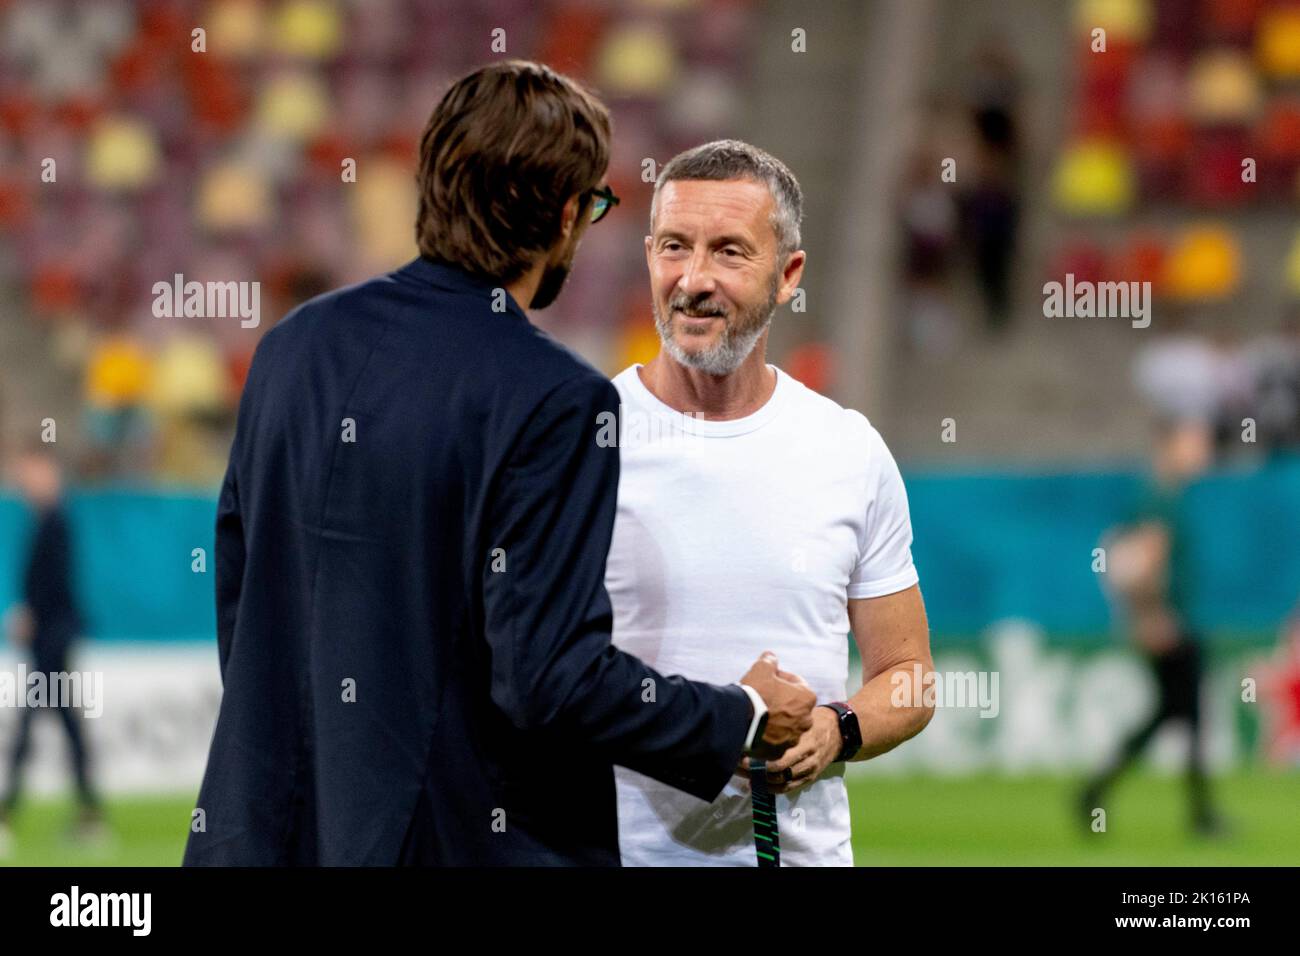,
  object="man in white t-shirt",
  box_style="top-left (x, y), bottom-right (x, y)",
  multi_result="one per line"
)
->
top-left (606, 140), bottom-right (936, 866)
